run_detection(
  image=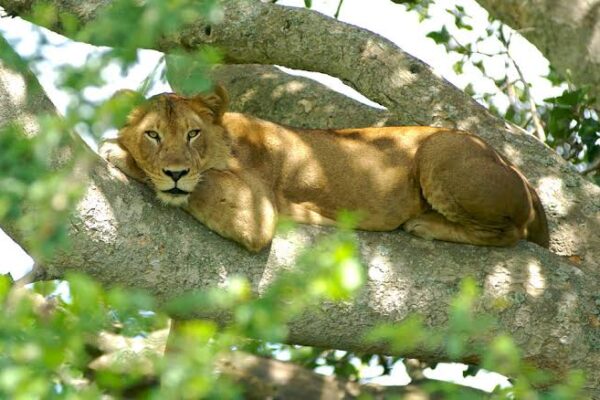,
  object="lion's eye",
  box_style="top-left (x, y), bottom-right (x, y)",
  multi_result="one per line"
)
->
top-left (187, 129), bottom-right (201, 141)
top-left (145, 130), bottom-right (160, 142)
